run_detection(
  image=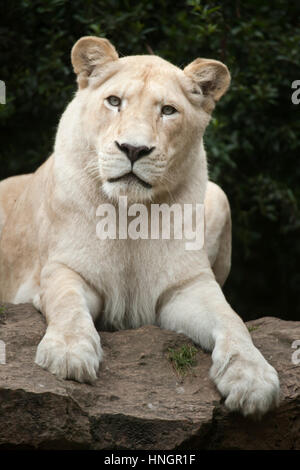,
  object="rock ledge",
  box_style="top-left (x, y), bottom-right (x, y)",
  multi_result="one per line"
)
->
top-left (0, 303), bottom-right (299, 450)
